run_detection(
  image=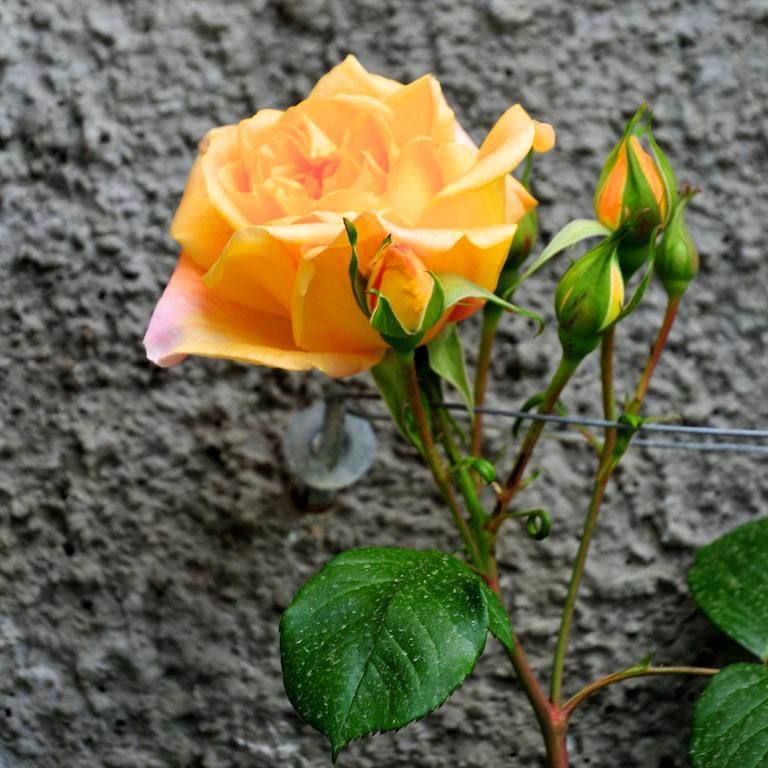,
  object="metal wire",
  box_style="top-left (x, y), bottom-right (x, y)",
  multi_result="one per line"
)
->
top-left (335, 392), bottom-right (768, 456)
